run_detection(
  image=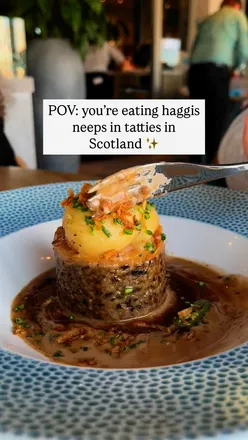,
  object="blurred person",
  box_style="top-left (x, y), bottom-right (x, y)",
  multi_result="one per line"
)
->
top-left (84, 41), bottom-right (127, 73)
top-left (218, 110), bottom-right (248, 191)
top-left (84, 41), bottom-right (130, 99)
top-left (188, 0), bottom-right (248, 165)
